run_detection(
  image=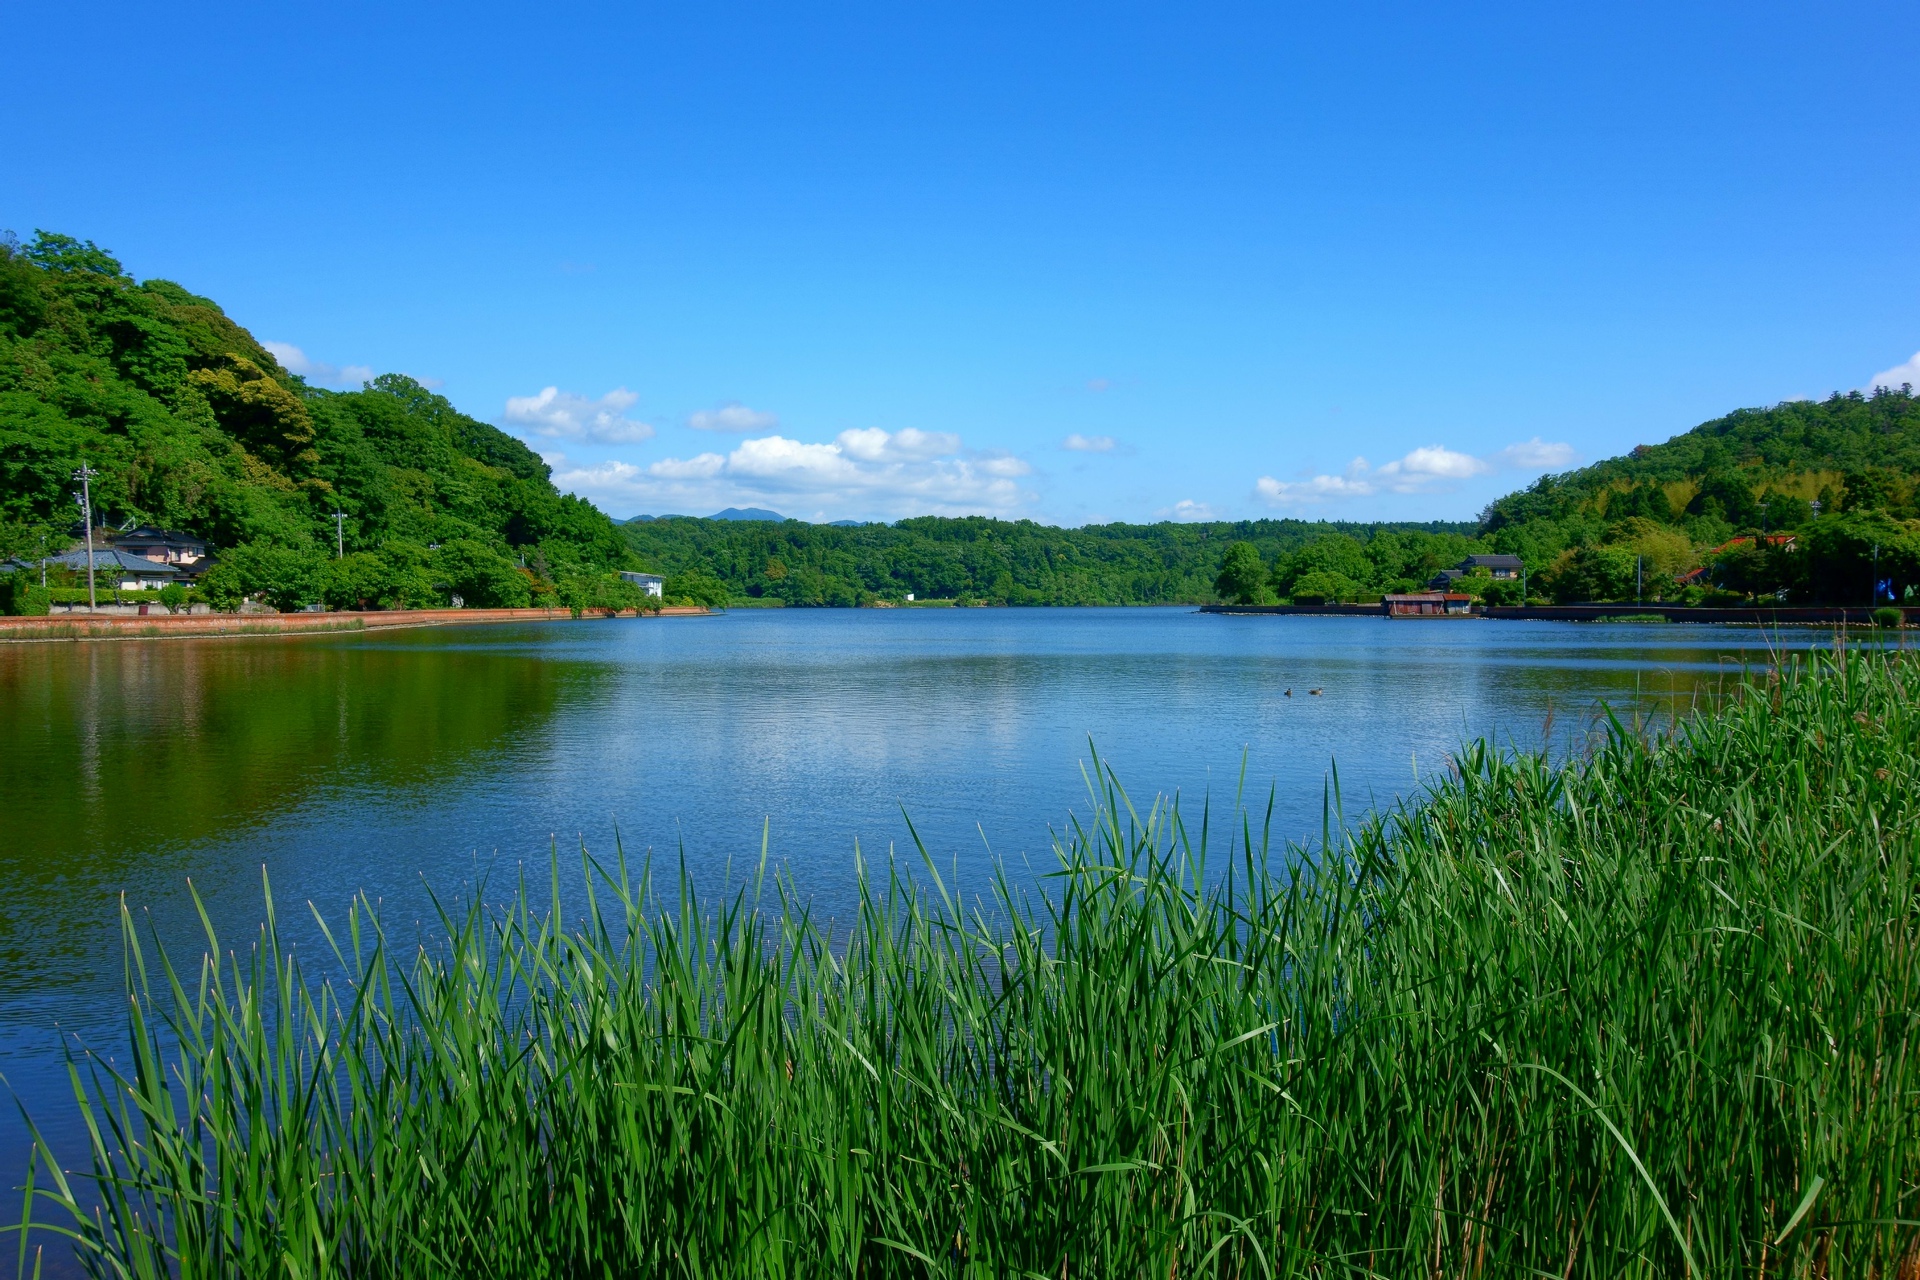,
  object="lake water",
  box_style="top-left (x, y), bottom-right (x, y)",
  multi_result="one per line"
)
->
top-left (0, 607), bottom-right (1863, 1236)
